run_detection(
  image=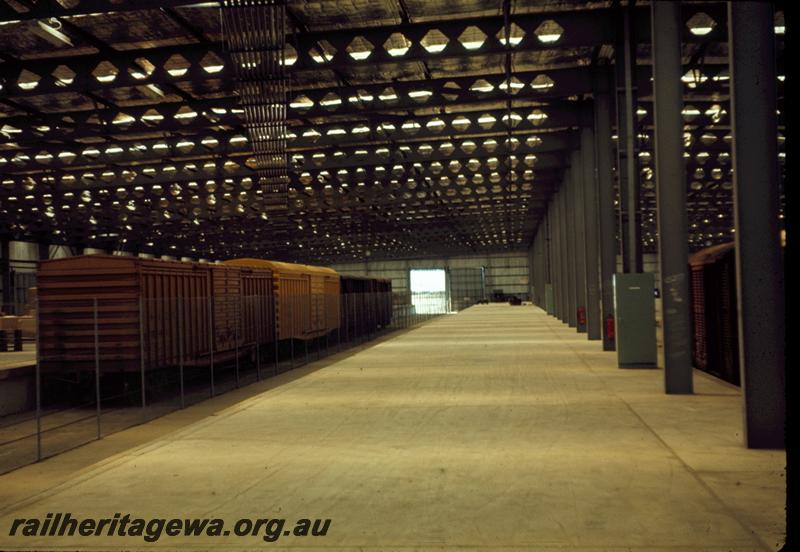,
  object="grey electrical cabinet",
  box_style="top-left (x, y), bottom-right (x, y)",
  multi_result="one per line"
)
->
top-left (613, 273), bottom-right (657, 368)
